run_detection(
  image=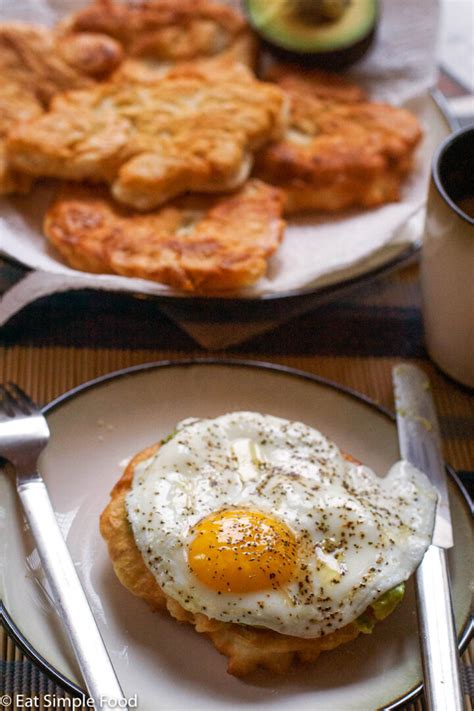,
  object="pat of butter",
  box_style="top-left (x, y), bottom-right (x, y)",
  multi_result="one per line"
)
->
top-left (232, 438), bottom-right (264, 481)
top-left (316, 547), bottom-right (344, 582)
